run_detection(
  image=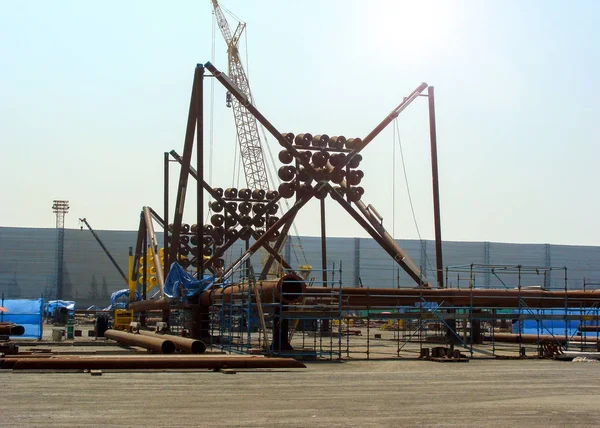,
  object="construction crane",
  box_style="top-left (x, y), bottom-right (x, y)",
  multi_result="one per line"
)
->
top-left (211, 0), bottom-right (270, 191)
top-left (79, 218), bottom-right (135, 330)
top-left (79, 218), bottom-right (128, 286)
top-left (210, 1), bottom-right (311, 278)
